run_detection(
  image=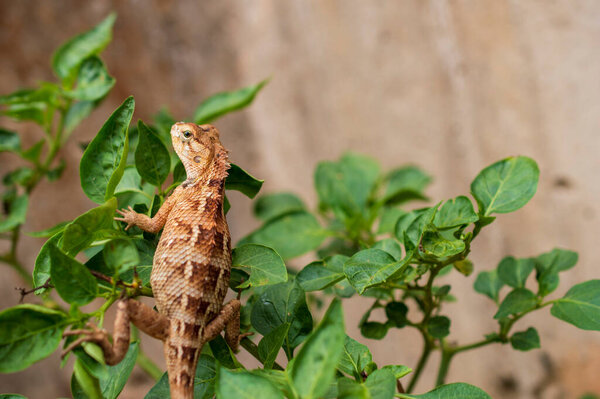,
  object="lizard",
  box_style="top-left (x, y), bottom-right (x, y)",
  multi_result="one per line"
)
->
top-left (63, 122), bottom-right (245, 399)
